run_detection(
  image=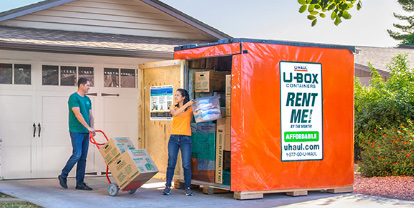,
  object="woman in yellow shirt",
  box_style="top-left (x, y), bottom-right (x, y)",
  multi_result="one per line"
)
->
top-left (163, 89), bottom-right (194, 196)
